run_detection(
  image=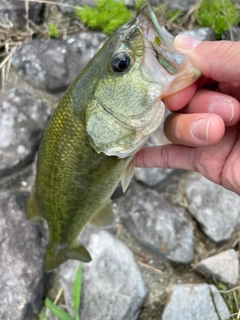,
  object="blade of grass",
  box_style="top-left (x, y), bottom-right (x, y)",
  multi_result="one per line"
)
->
top-left (39, 309), bottom-right (48, 320)
top-left (73, 264), bottom-right (83, 320)
top-left (45, 297), bottom-right (75, 320)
